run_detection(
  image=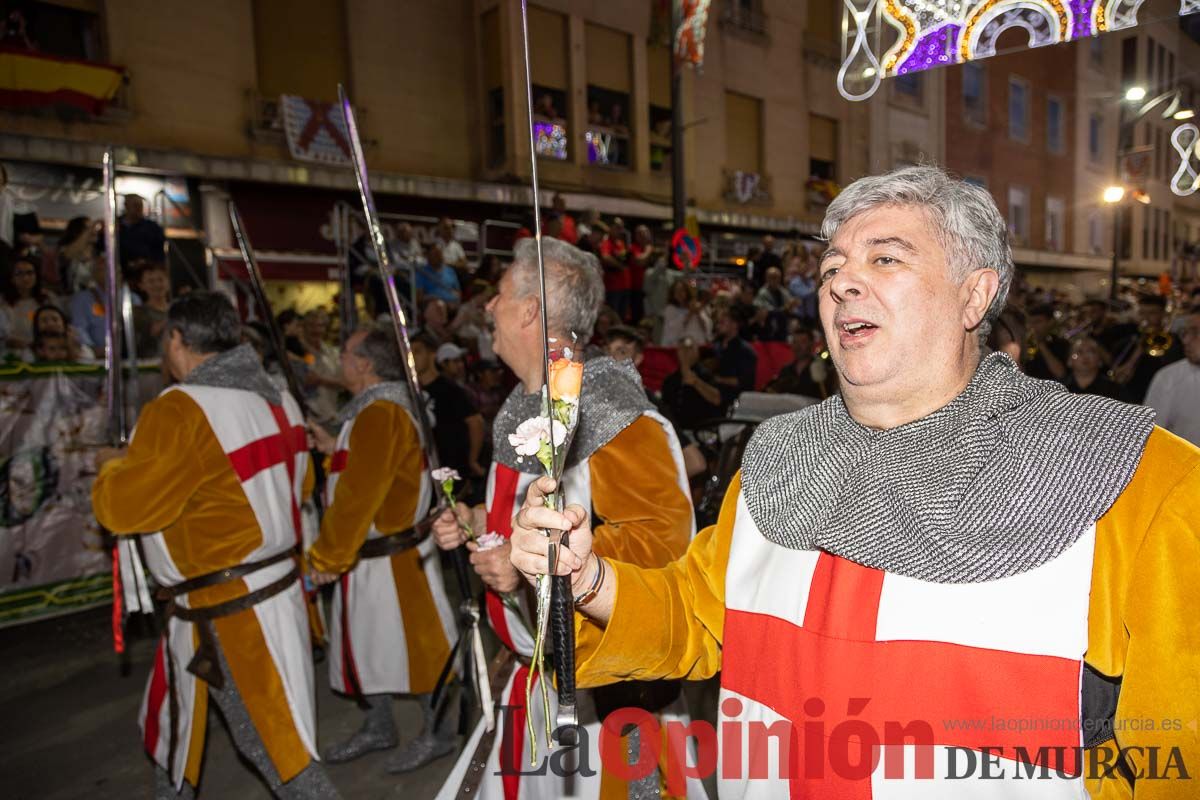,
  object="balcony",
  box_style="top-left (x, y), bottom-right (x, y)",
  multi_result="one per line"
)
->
top-left (720, 2), bottom-right (769, 42)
